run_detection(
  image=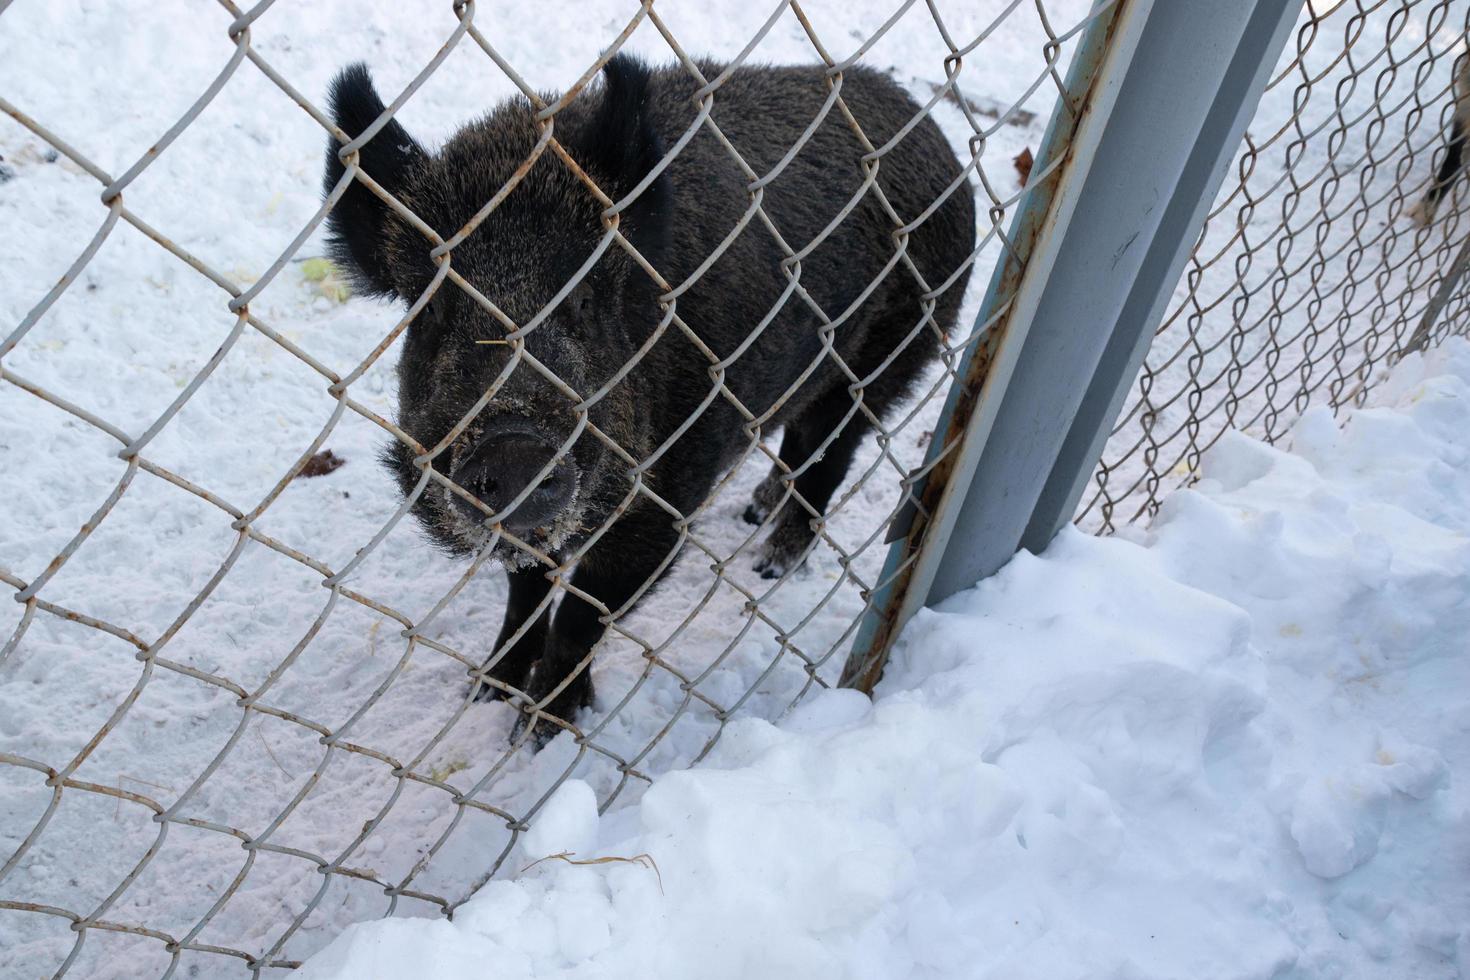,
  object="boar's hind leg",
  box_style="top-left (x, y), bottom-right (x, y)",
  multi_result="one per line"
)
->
top-left (472, 568), bottom-right (554, 703)
top-left (743, 425), bottom-right (809, 527)
top-left (511, 510), bottom-right (682, 749)
top-left (753, 394), bottom-right (870, 580)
